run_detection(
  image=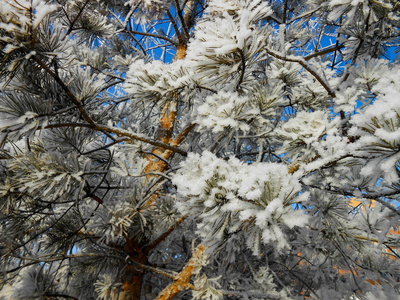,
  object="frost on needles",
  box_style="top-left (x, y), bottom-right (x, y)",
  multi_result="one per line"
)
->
top-left (0, 0), bottom-right (400, 299)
